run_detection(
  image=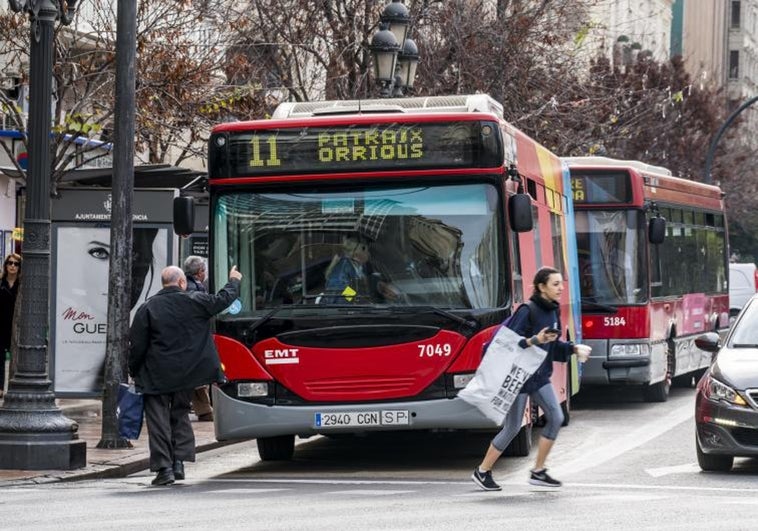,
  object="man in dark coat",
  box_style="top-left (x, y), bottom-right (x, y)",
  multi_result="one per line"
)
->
top-left (129, 264), bottom-right (242, 486)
